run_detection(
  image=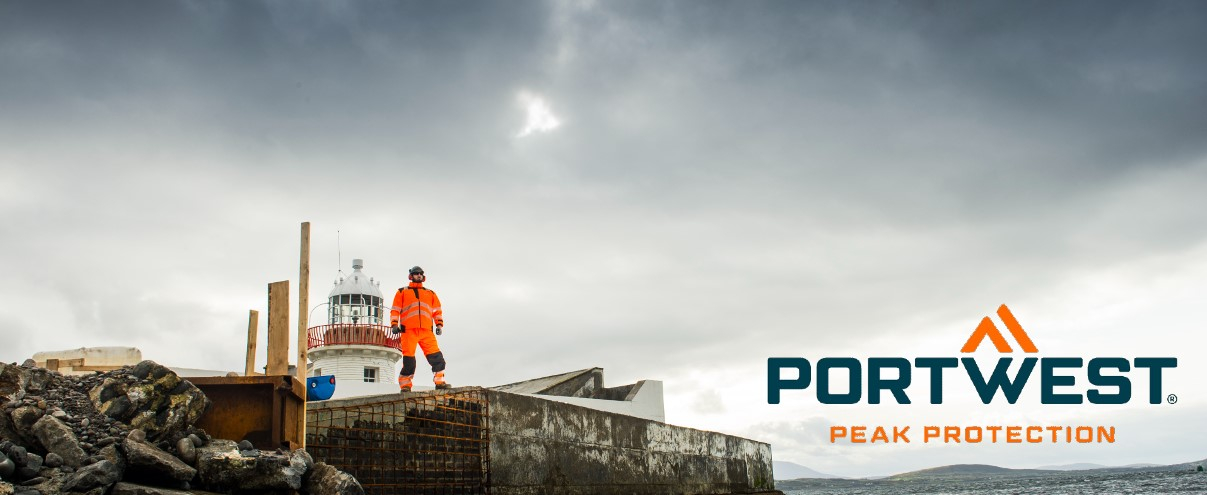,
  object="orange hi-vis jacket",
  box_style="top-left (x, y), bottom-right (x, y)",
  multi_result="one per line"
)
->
top-left (390, 282), bottom-right (443, 332)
